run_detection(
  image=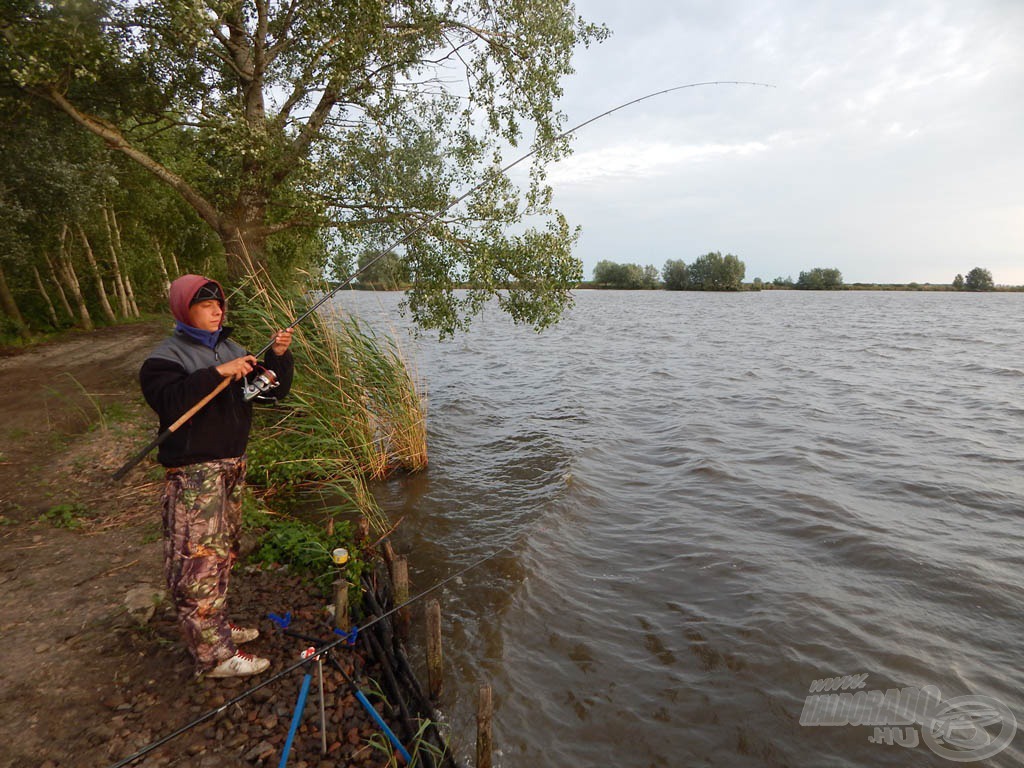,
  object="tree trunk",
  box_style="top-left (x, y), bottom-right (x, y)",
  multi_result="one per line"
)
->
top-left (102, 206), bottom-right (130, 317)
top-left (44, 252), bottom-right (74, 320)
top-left (77, 224), bottom-right (117, 323)
top-left (221, 221), bottom-right (268, 280)
top-left (153, 240), bottom-right (171, 296)
top-left (59, 225), bottom-right (94, 331)
top-left (113, 209), bottom-right (141, 317)
top-left (33, 265), bottom-right (60, 326)
top-left (0, 264), bottom-right (30, 338)
top-left (124, 273), bottom-right (140, 317)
